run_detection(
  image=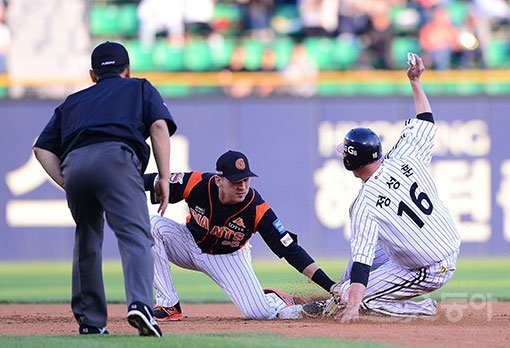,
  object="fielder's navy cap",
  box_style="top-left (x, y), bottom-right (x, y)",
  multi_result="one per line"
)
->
top-left (216, 150), bottom-right (258, 182)
top-left (91, 41), bottom-right (130, 69)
